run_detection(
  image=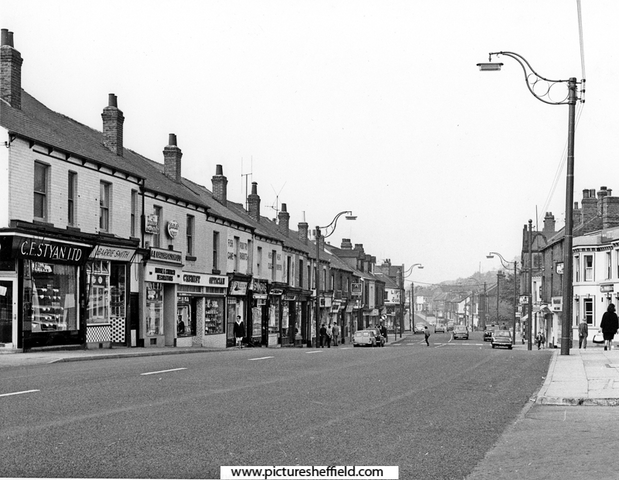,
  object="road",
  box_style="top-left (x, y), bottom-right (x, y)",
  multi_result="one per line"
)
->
top-left (0, 332), bottom-right (552, 479)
